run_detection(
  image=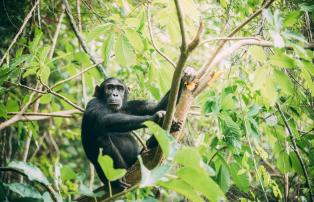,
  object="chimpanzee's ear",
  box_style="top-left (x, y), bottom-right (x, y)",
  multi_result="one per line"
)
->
top-left (93, 85), bottom-right (101, 98)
